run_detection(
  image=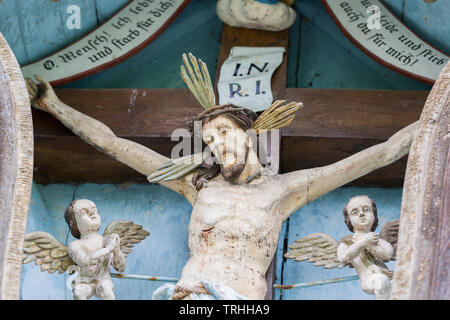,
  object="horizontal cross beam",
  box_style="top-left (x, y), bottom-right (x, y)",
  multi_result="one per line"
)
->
top-left (32, 87), bottom-right (426, 186)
